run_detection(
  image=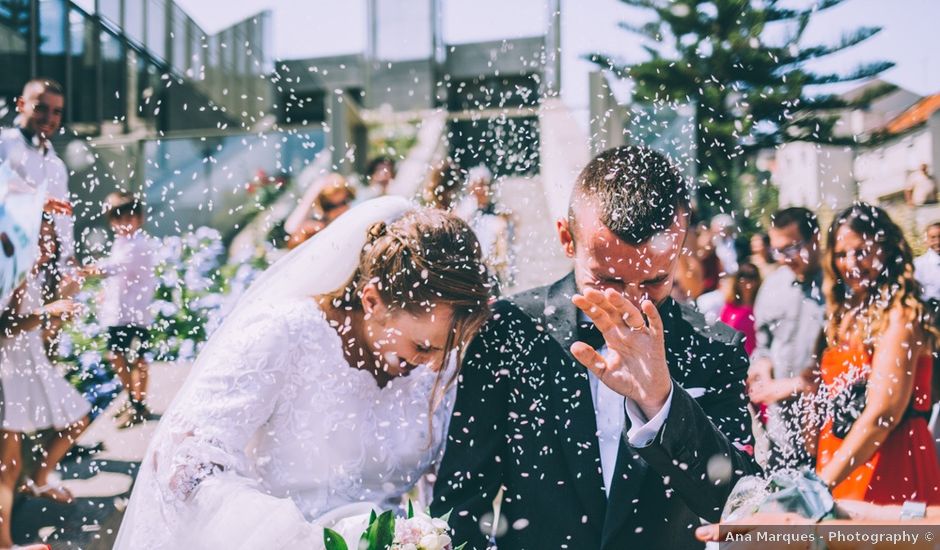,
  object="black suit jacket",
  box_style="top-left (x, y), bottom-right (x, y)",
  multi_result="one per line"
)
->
top-left (432, 273), bottom-right (760, 550)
